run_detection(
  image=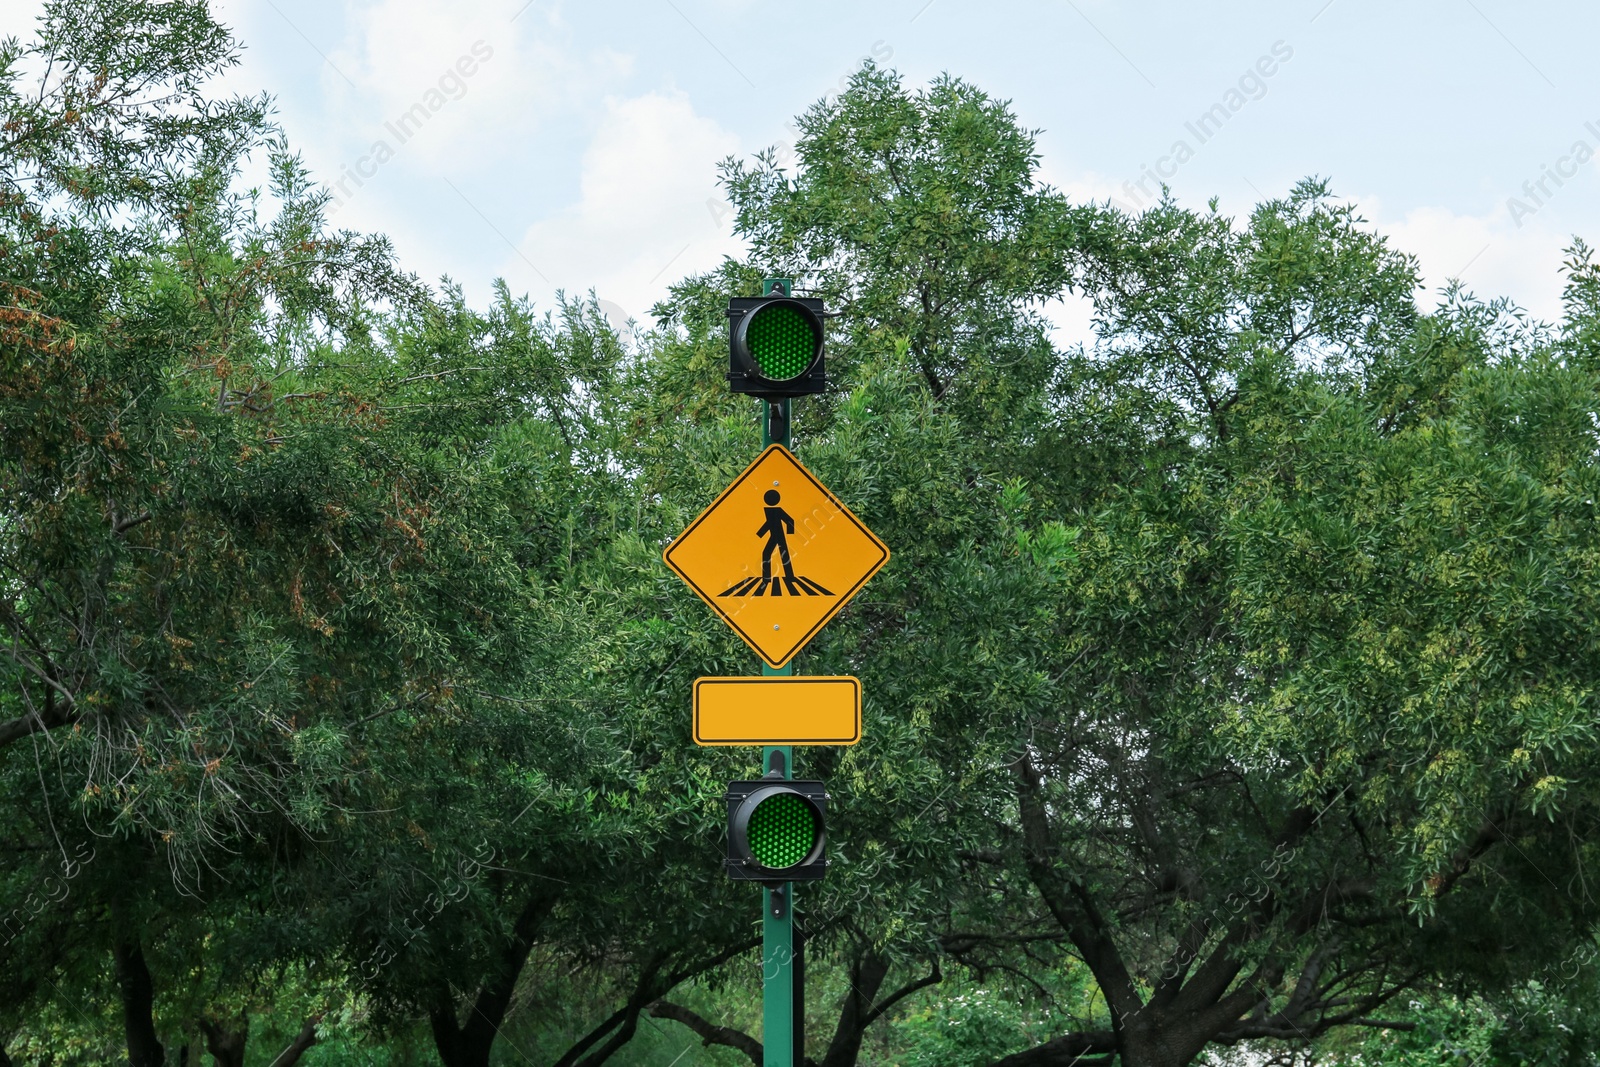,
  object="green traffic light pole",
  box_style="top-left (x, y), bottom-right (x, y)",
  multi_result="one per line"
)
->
top-left (759, 277), bottom-right (802, 1067)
